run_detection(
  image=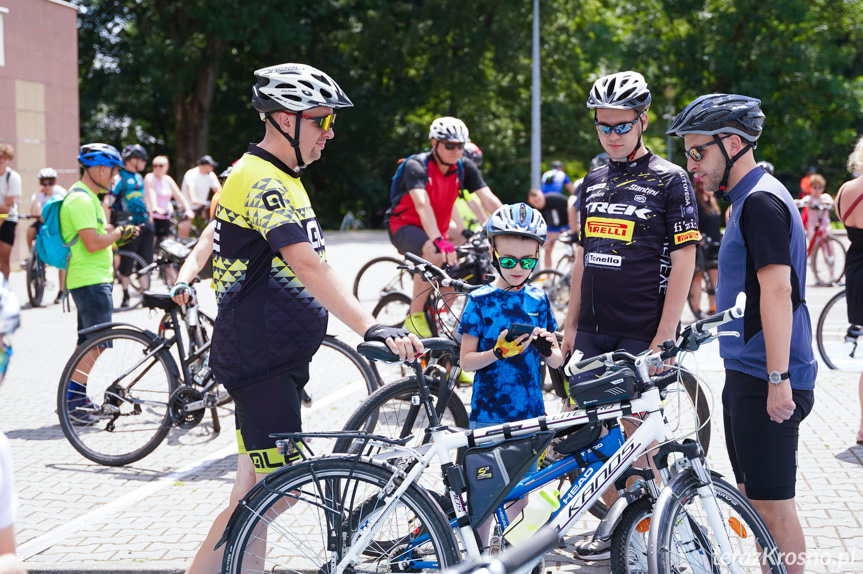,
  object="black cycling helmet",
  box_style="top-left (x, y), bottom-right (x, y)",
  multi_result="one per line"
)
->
top-left (757, 161), bottom-right (775, 176)
top-left (666, 93), bottom-right (764, 142)
top-left (667, 93), bottom-right (764, 198)
top-left (589, 153), bottom-right (610, 171)
top-left (121, 144), bottom-right (148, 161)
